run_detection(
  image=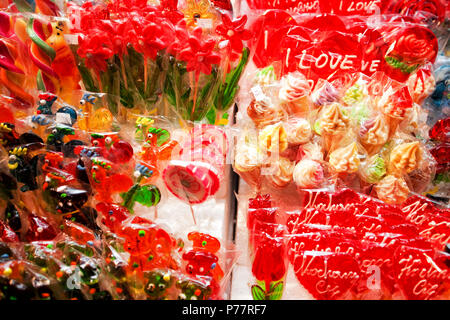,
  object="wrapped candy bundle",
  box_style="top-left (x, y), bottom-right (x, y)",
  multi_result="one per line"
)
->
top-left (233, 10), bottom-right (442, 206)
top-left (230, 4), bottom-right (449, 301)
top-left (0, 88), bottom-right (237, 300)
top-left (67, 0), bottom-right (250, 124)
